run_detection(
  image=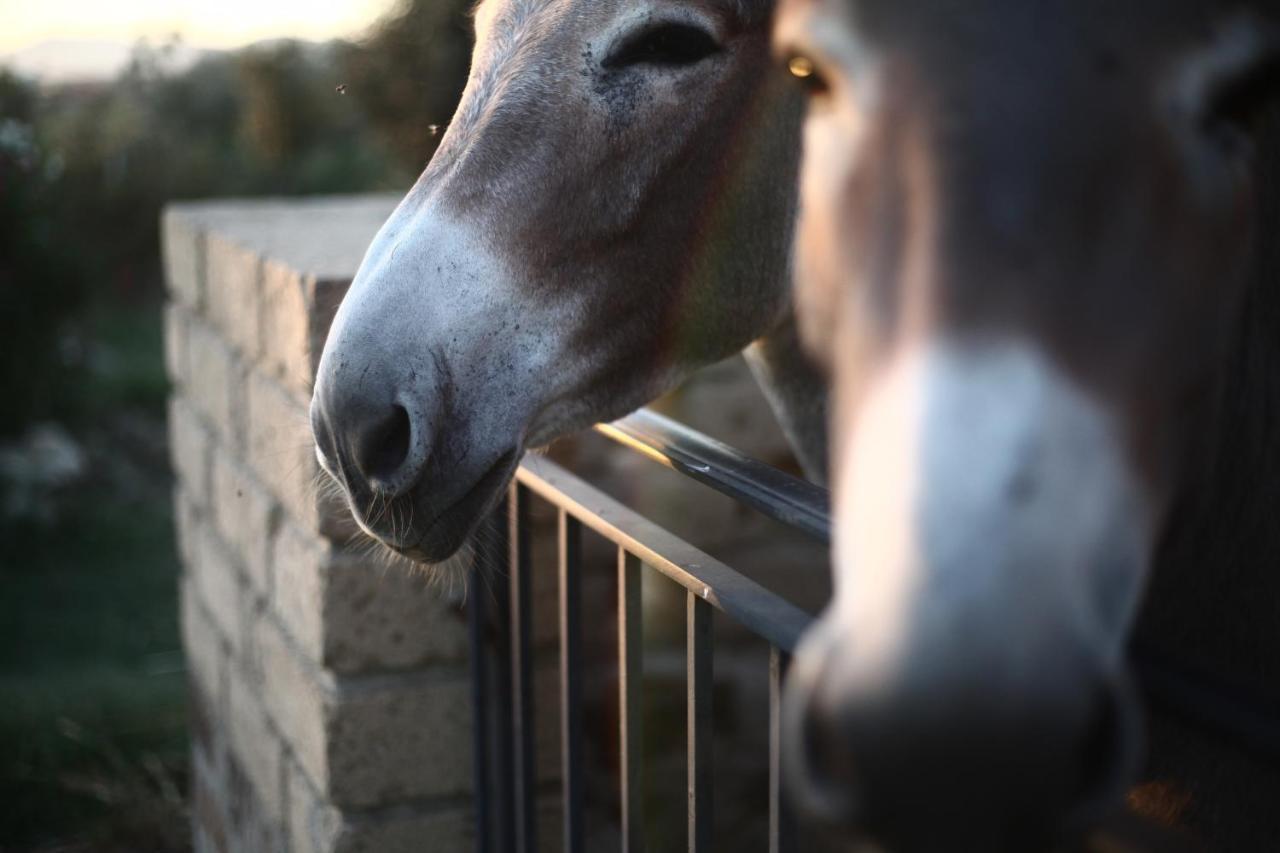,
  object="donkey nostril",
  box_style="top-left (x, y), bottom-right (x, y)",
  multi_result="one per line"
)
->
top-left (353, 404), bottom-right (413, 488)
